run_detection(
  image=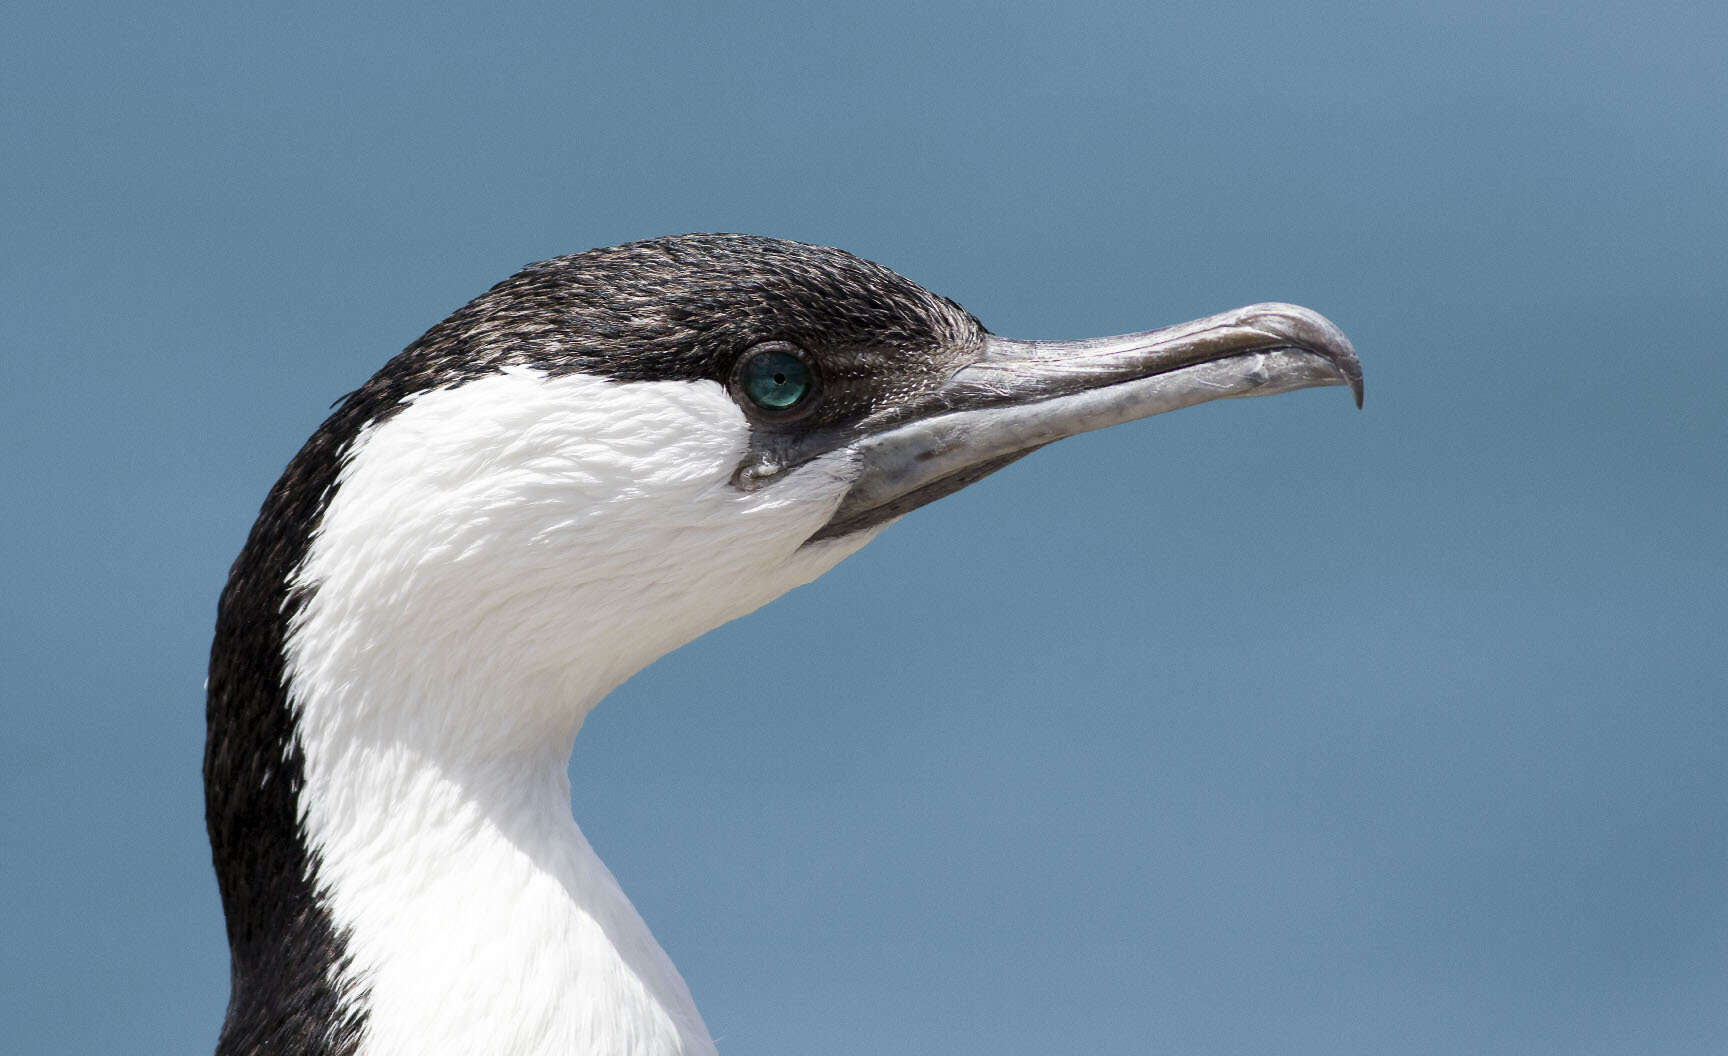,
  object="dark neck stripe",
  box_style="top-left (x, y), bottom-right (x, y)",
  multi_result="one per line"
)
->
top-left (206, 395), bottom-right (375, 1055)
